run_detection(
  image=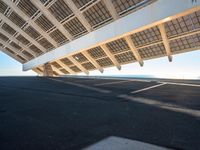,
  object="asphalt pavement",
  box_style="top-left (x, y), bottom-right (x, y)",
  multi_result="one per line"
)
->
top-left (0, 76), bottom-right (200, 150)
